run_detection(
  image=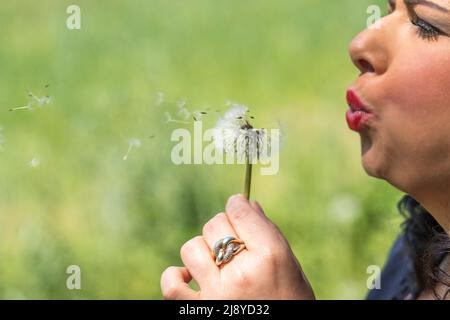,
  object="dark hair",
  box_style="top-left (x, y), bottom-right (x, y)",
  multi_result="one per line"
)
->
top-left (399, 195), bottom-right (450, 299)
